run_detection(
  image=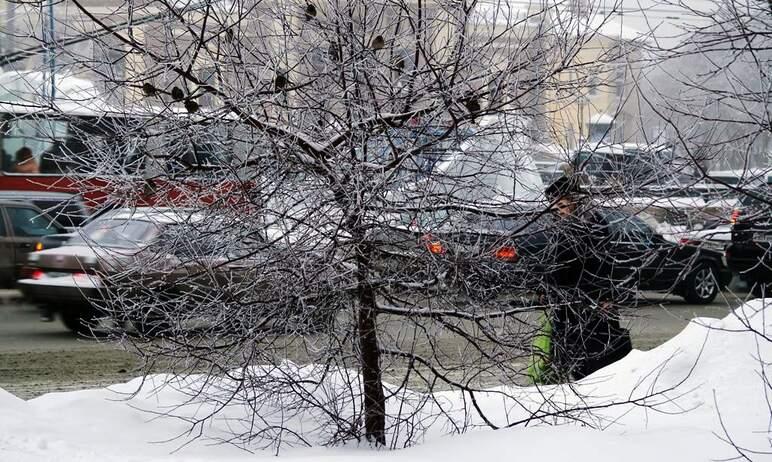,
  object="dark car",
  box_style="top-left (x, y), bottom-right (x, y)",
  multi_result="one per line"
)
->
top-left (593, 208), bottom-right (731, 304)
top-left (0, 199), bottom-right (69, 287)
top-left (376, 206), bottom-right (731, 304)
top-left (726, 187), bottom-right (772, 295)
top-left (422, 211), bottom-right (553, 299)
top-left (371, 208), bottom-right (554, 300)
top-left (0, 191), bottom-right (90, 231)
